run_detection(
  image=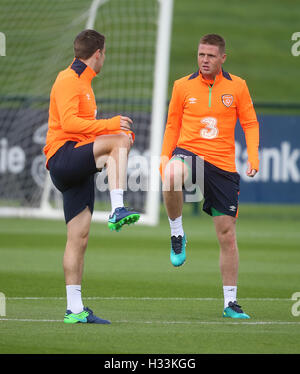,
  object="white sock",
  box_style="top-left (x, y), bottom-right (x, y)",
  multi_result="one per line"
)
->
top-left (110, 189), bottom-right (124, 213)
top-left (168, 216), bottom-right (184, 237)
top-left (66, 285), bottom-right (84, 314)
top-left (223, 286), bottom-right (237, 309)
